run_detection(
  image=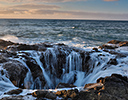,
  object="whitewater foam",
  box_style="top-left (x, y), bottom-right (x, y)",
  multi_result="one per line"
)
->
top-left (0, 35), bottom-right (23, 43)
